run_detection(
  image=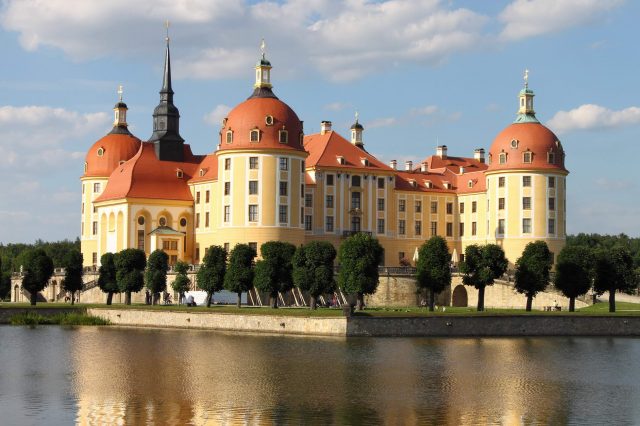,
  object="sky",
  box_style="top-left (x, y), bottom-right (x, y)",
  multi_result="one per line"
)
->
top-left (0, 0), bottom-right (638, 244)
